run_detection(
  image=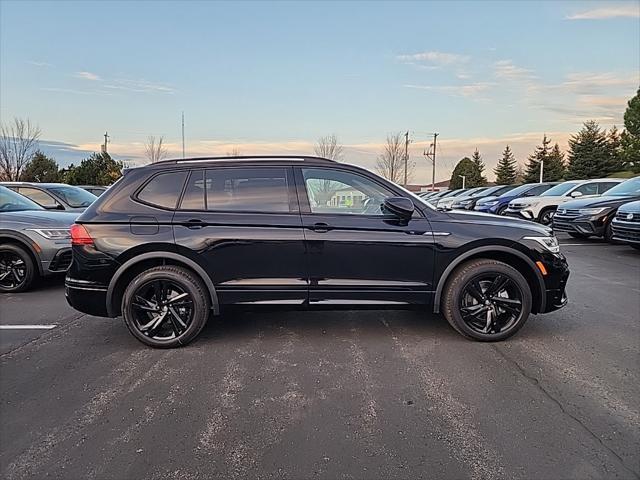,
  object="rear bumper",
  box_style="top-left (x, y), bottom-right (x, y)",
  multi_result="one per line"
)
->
top-left (65, 278), bottom-right (110, 317)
